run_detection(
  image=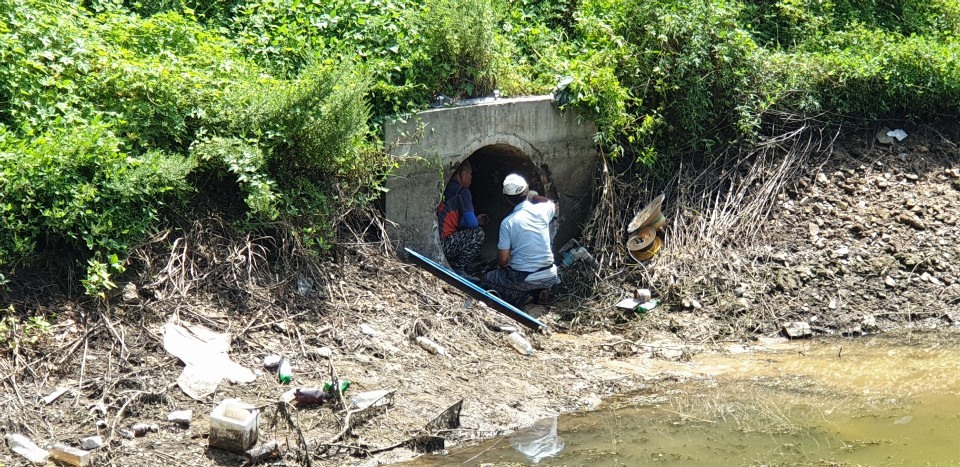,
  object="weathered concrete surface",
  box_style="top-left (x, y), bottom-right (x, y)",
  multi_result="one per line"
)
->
top-left (384, 95), bottom-right (598, 263)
